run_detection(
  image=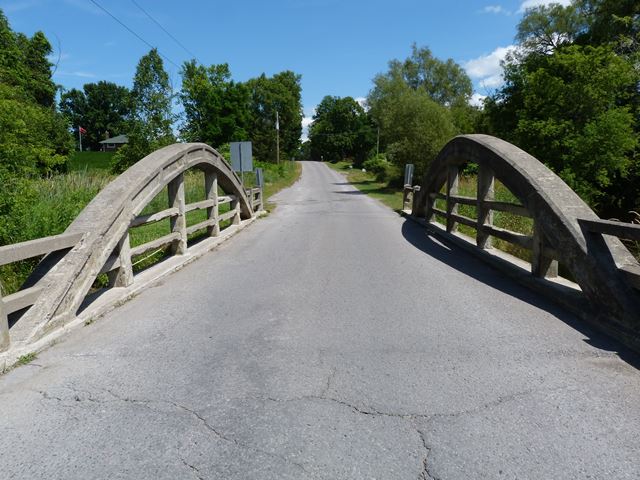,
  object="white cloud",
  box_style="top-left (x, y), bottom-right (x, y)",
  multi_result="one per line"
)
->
top-left (518, 0), bottom-right (571, 13)
top-left (482, 5), bottom-right (510, 15)
top-left (464, 45), bottom-right (516, 91)
top-left (354, 97), bottom-right (367, 109)
top-left (55, 70), bottom-right (97, 78)
top-left (470, 93), bottom-right (487, 107)
top-left (301, 116), bottom-right (313, 142)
